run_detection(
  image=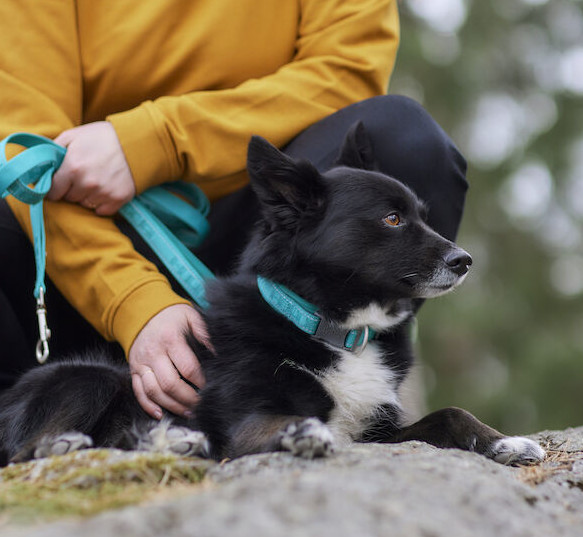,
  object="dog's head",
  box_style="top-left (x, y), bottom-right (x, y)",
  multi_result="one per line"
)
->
top-left (244, 123), bottom-right (471, 322)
